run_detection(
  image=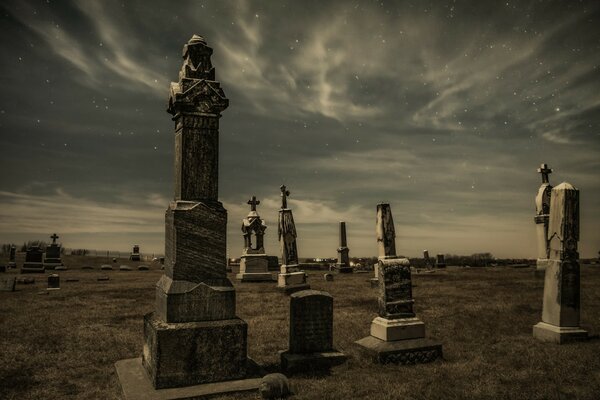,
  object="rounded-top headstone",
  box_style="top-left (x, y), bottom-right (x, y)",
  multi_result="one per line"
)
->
top-left (119, 265), bottom-right (132, 271)
top-left (100, 265), bottom-right (113, 270)
top-left (289, 290), bottom-right (334, 353)
top-left (138, 265), bottom-right (150, 271)
top-left (81, 265), bottom-right (94, 270)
